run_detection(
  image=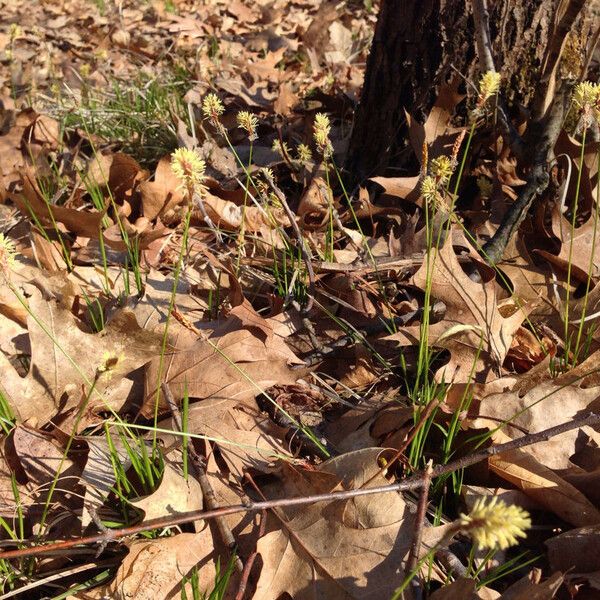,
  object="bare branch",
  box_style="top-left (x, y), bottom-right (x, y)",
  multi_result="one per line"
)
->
top-left (405, 460), bottom-right (434, 599)
top-left (471, 0), bottom-right (495, 74)
top-left (1, 411), bottom-right (599, 561)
